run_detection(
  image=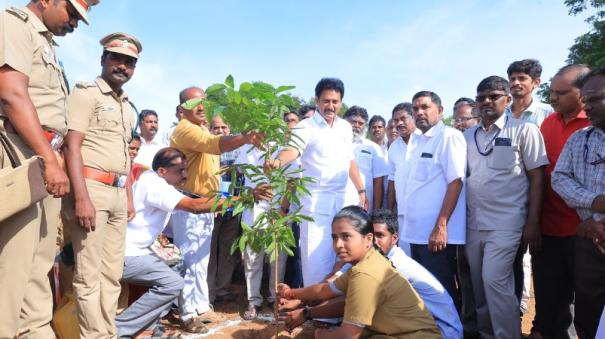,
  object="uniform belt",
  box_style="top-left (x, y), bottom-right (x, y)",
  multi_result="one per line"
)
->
top-left (82, 167), bottom-right (127, 188)
top-left (2, 118), bottom-right (64, 151)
